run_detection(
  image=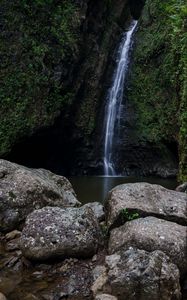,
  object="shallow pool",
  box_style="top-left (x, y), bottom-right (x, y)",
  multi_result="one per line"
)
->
top-left (68, 176), bottom-right (177, 204)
